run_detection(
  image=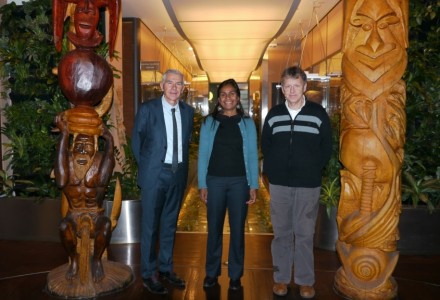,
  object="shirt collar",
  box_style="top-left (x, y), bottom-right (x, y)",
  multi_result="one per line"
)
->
top-left (161, 96), bottom-right (179, 111)
top-left (285, 96), bottom-right (305, 112)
